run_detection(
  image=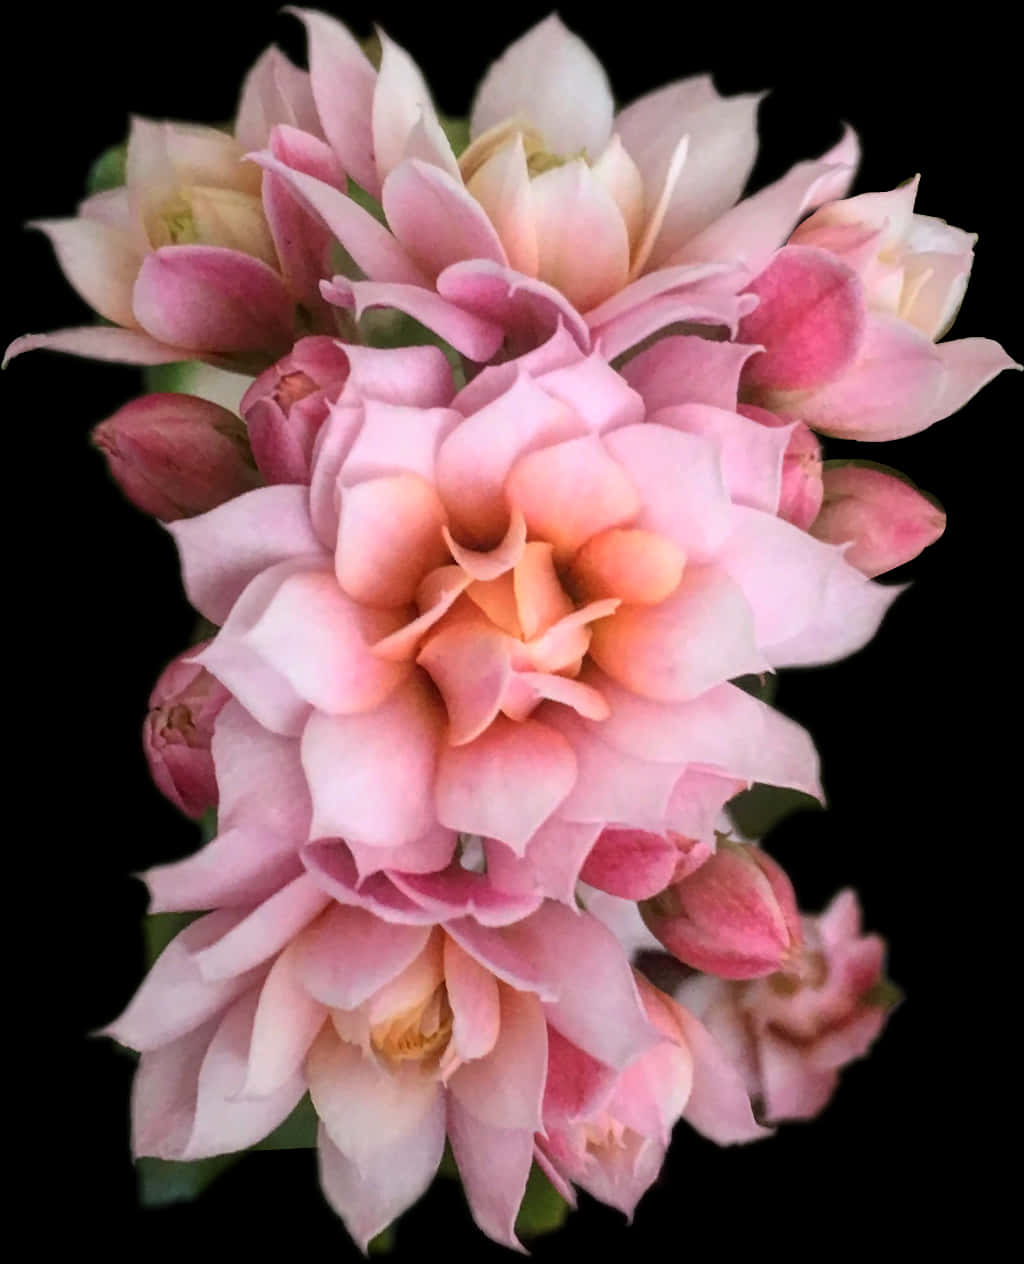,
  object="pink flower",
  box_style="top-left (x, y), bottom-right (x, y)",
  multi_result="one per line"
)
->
top-left (6, 48), bottom-right (344, 370)
top-left (809, 462), bottom-right (946, 577)
top-left (677, 890), bottom-right (897, 1123)
top-left (737, 182), bottom-right (1018, 441)
top-left (537, 973), bottom-right (765, 1219)
top-left (252, 12), bottom-right (858, 360)
top-left (143, 647), bottom-right (231, 818)
top-left (93, 393), bottom-right (260, 520)
top-left (640, 842), bottom-right (802, 979)
top-left (105, 889), bottom-right (663, 1249)
top-left (163, 332), bottom-right (900, 919)
top-left (740, 406), bottom-right (824, 530)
